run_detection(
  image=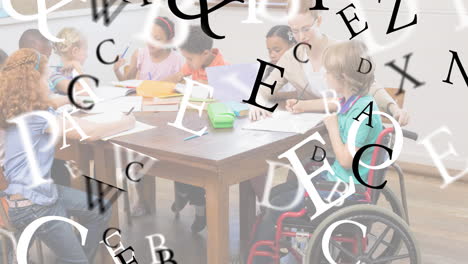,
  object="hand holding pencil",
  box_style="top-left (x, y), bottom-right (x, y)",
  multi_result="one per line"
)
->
top-left (113, 58), bottom-right (127, 72)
